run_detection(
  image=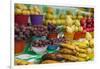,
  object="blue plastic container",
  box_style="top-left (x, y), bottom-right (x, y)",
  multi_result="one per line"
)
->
top-left (32, 36), bottom-right (47, 41)
top-left (30, 15), bottom-right (43, 25)
top-left (47, 45), bottom-right (59, 50)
